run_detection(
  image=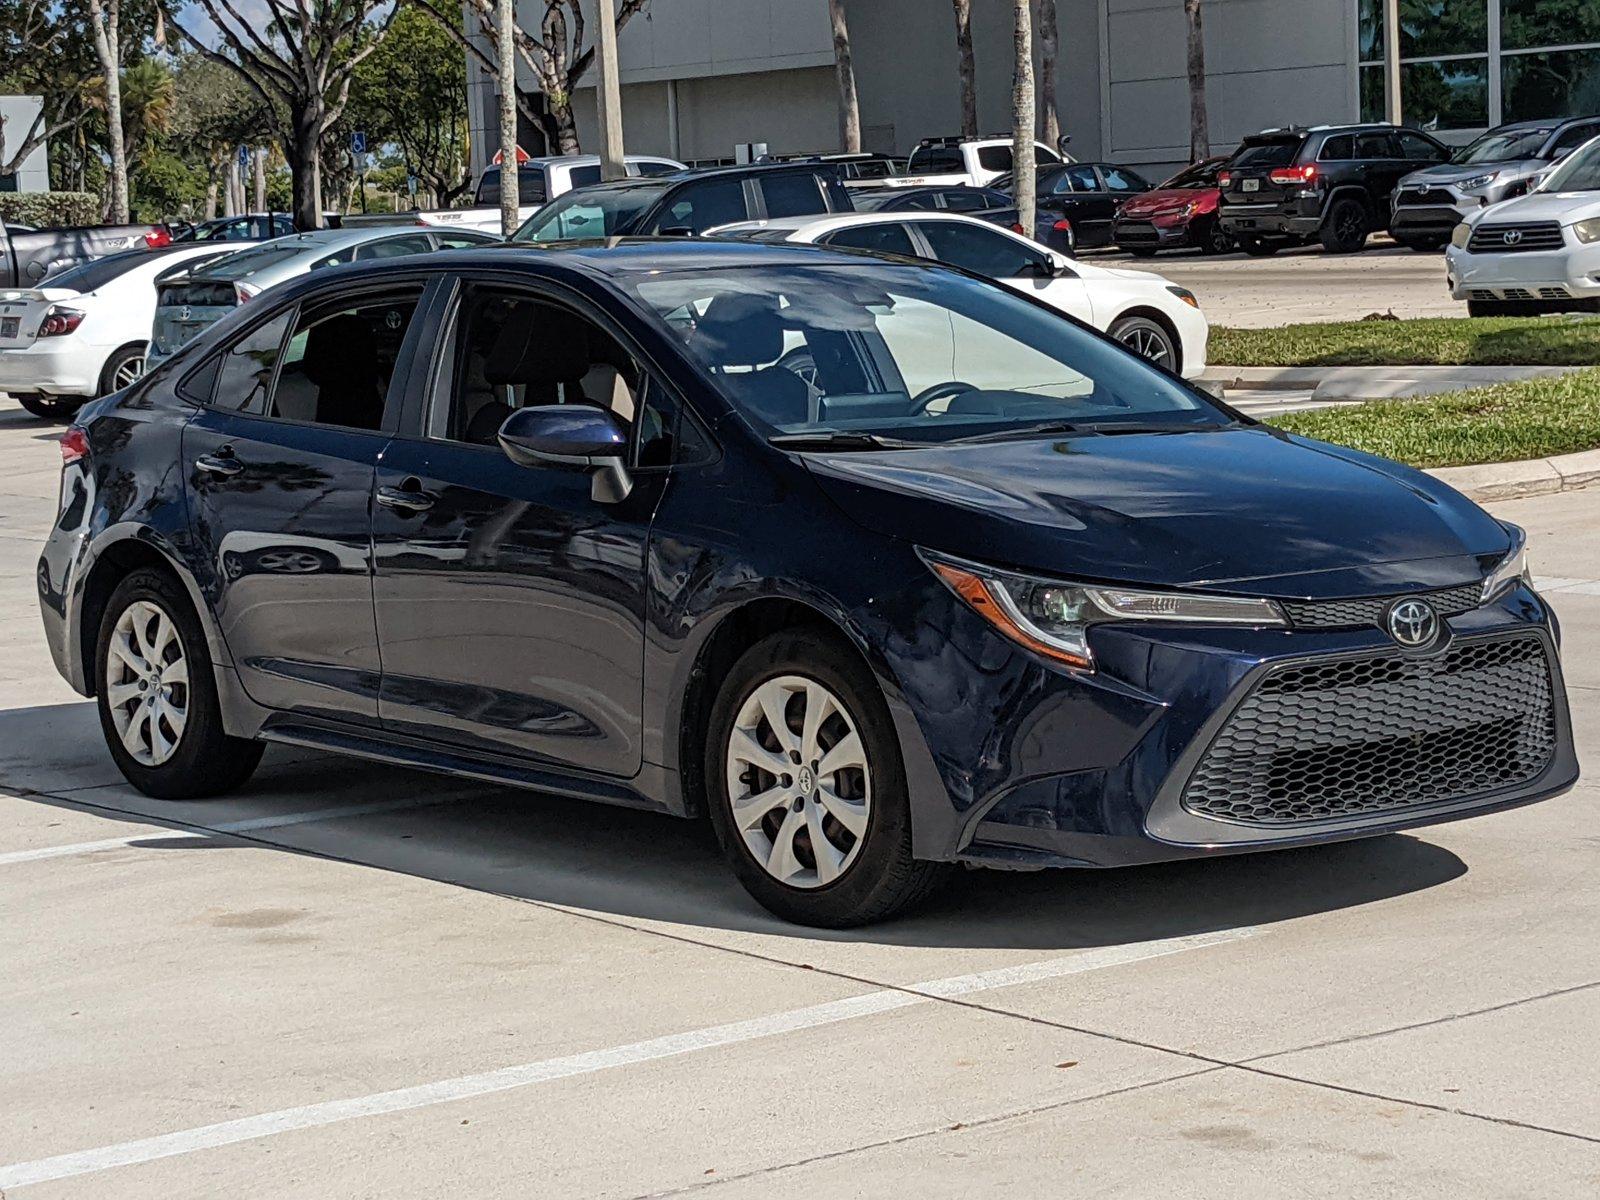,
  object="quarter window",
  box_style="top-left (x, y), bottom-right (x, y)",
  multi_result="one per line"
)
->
top-left (264, 290), bottom-right (422, 429)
